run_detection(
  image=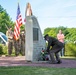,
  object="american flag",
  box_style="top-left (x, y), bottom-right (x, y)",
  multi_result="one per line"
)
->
top-left (14, 3), bottom-right (22, 40)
